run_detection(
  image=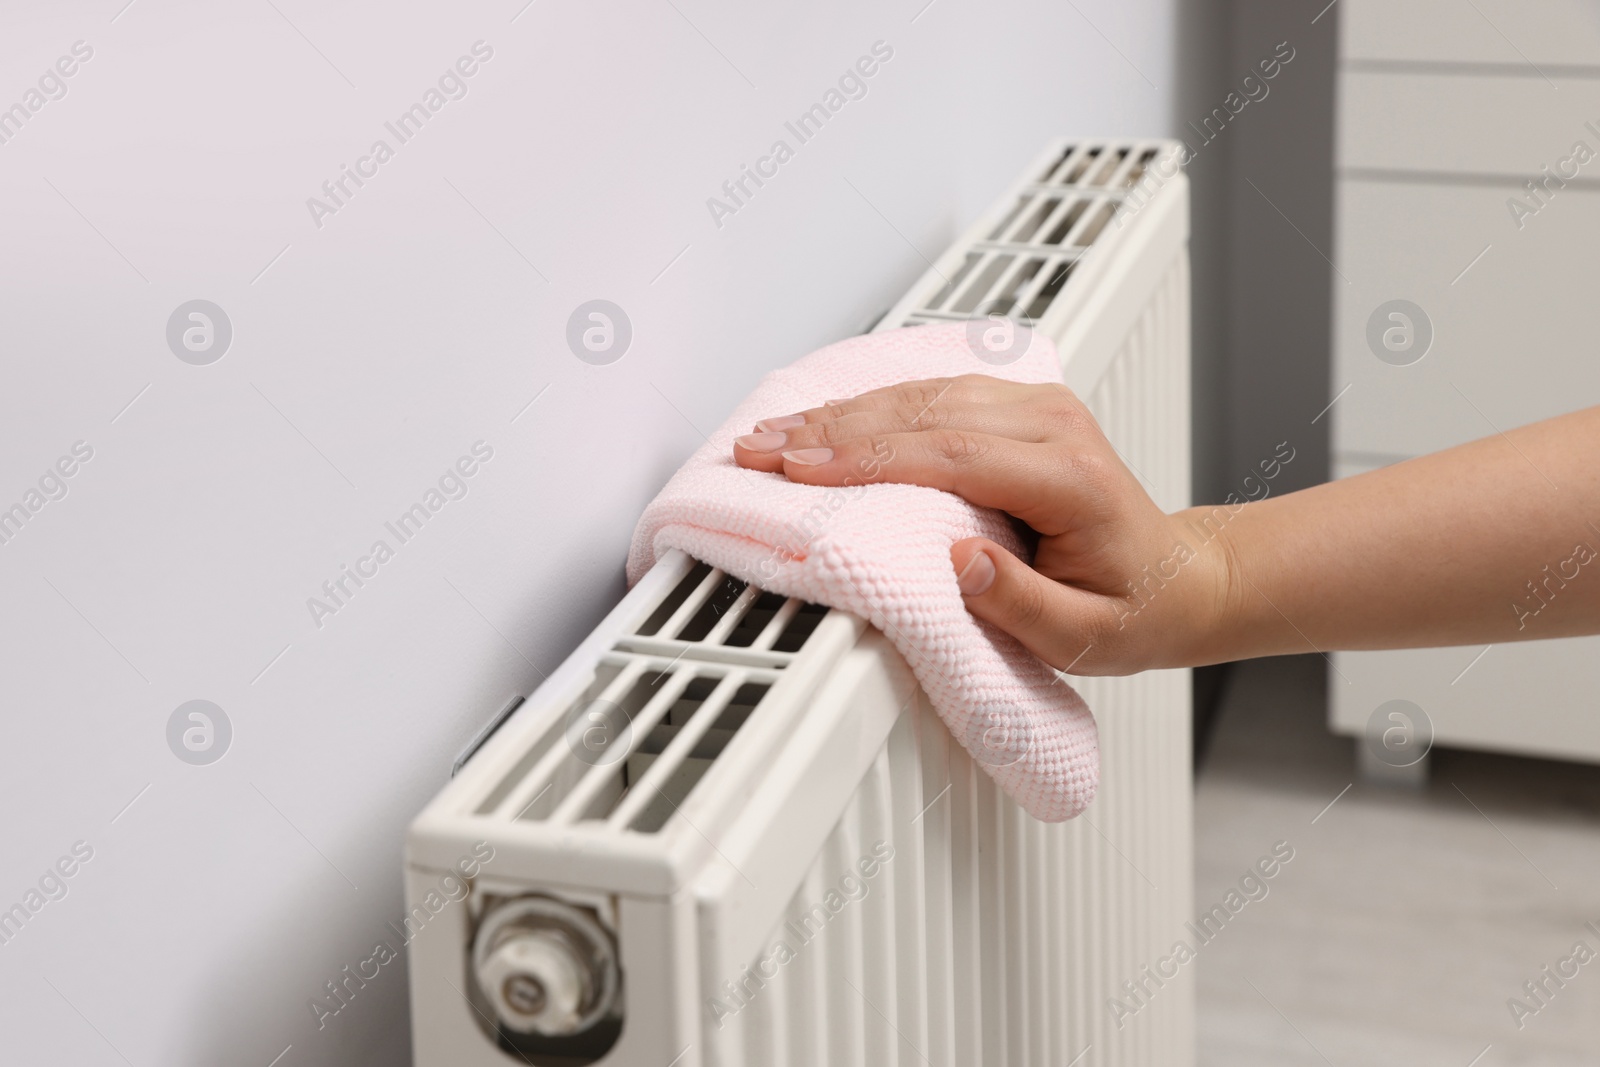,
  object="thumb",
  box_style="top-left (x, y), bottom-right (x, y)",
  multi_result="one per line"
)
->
top-left (951, 538), bottom-right (1104, 673)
